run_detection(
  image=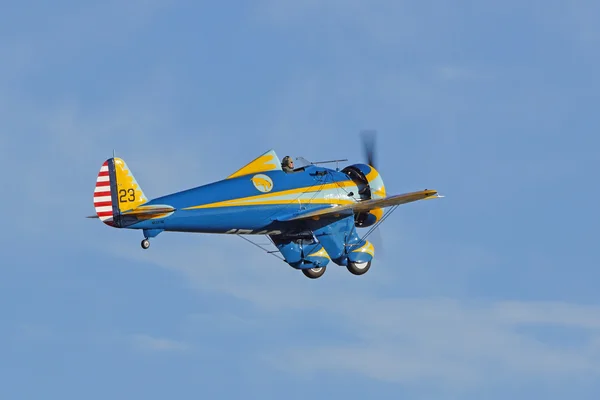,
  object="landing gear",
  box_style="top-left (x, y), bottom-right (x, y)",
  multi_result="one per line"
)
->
top-left (302, 266), bottom-right (326, 279)
top-left (347, 260), bottom-right (371, 275)
top-left (140, 229), bottom-right (163, 250)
